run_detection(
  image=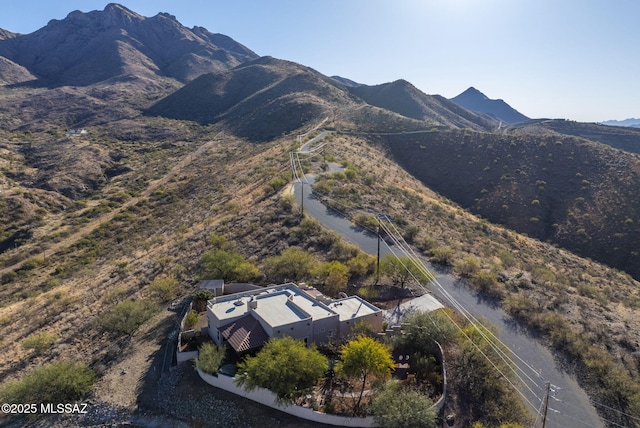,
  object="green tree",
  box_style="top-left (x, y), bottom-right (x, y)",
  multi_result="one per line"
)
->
top-left (336, 336), bottom-right (395, 414)
top-left (316, 260), bottom-right (349, 295)
top-left (95, 299), bottom-right (158, 337)
top-left (371, 381), bottom-right (437, 428)
top-left (234, 337), bottom-right (328, 404)
top-left (199, 250), bottom-right (259, 282)
top-left (0, 361), bottom-right (96, 404)
top-left (380, 254), bottom-right (432, 288)
top-left (346, 252), bottom-right (376, 279)
top-left (195, 342), bottom-right (227, 375)
top-left (396, 309), bottom-right (457, 355)
top-left (455, 324), bottom-right (530, 426)
top-left (262, 248), bottom-right (318, 283)
top-left (191, 289), bottom-right (213, 312)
